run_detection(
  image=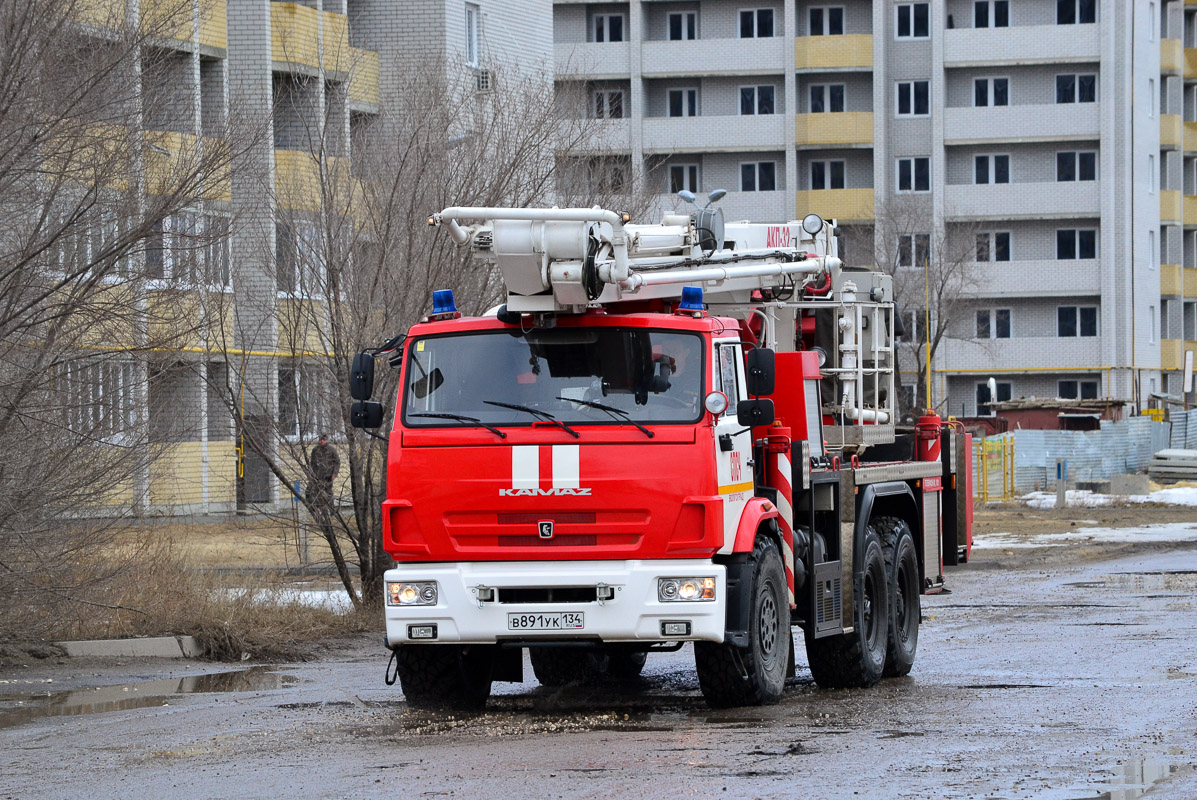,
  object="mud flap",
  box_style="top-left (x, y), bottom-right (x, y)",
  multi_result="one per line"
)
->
top-left (720, 553), bottom-right (753, 647)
